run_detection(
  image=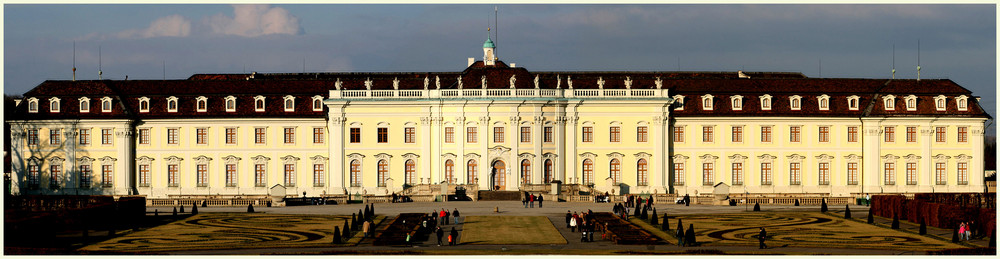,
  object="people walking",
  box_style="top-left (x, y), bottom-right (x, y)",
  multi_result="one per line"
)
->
top-left (530, 194), bottom-right (536, 208)
top-left (362, 220), bottom-right (371, 238)
top-left (757, 227), bottom-right (767, 249)
top-left (453, 208), bottom-right (460, 225)
top-left (570, 215), bottom-right (578, 232)
top-left (435, 226), bottom-right (444, 246)
top-left (959, 222), bottom-right (968, 241)
top-left (439, 209), bottom-right (448, 225)
top-left (523, 195), bottom-right (529, 208)
top-left (565, 210), bottom-right (572, 228)
top-left (538, 195), bottom-right (544, 208)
